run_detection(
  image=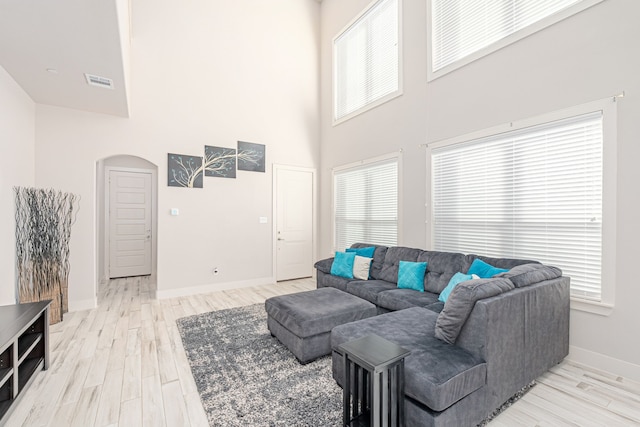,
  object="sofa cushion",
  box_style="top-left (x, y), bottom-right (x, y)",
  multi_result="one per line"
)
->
top-left (331, 307), bottom-right (486, 412)
top-left (377, 289), bottom-right (440, 311)
top-left (435, 278), bottom-right (514, 344)
top-left (397, 261), bottom-right (427, 292)
top-left (316, 270), bottom-right (350, 292)
top-left (346, 280), bottom-right (397, 305)
top-left (418, 251), bottom-right (469, 294)
top-left (497, 263), bottom-right (563, 288)
top-left (424, 301), bottom-right (444, 313)
top-left (378, 247), bottom-right (423, 283)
